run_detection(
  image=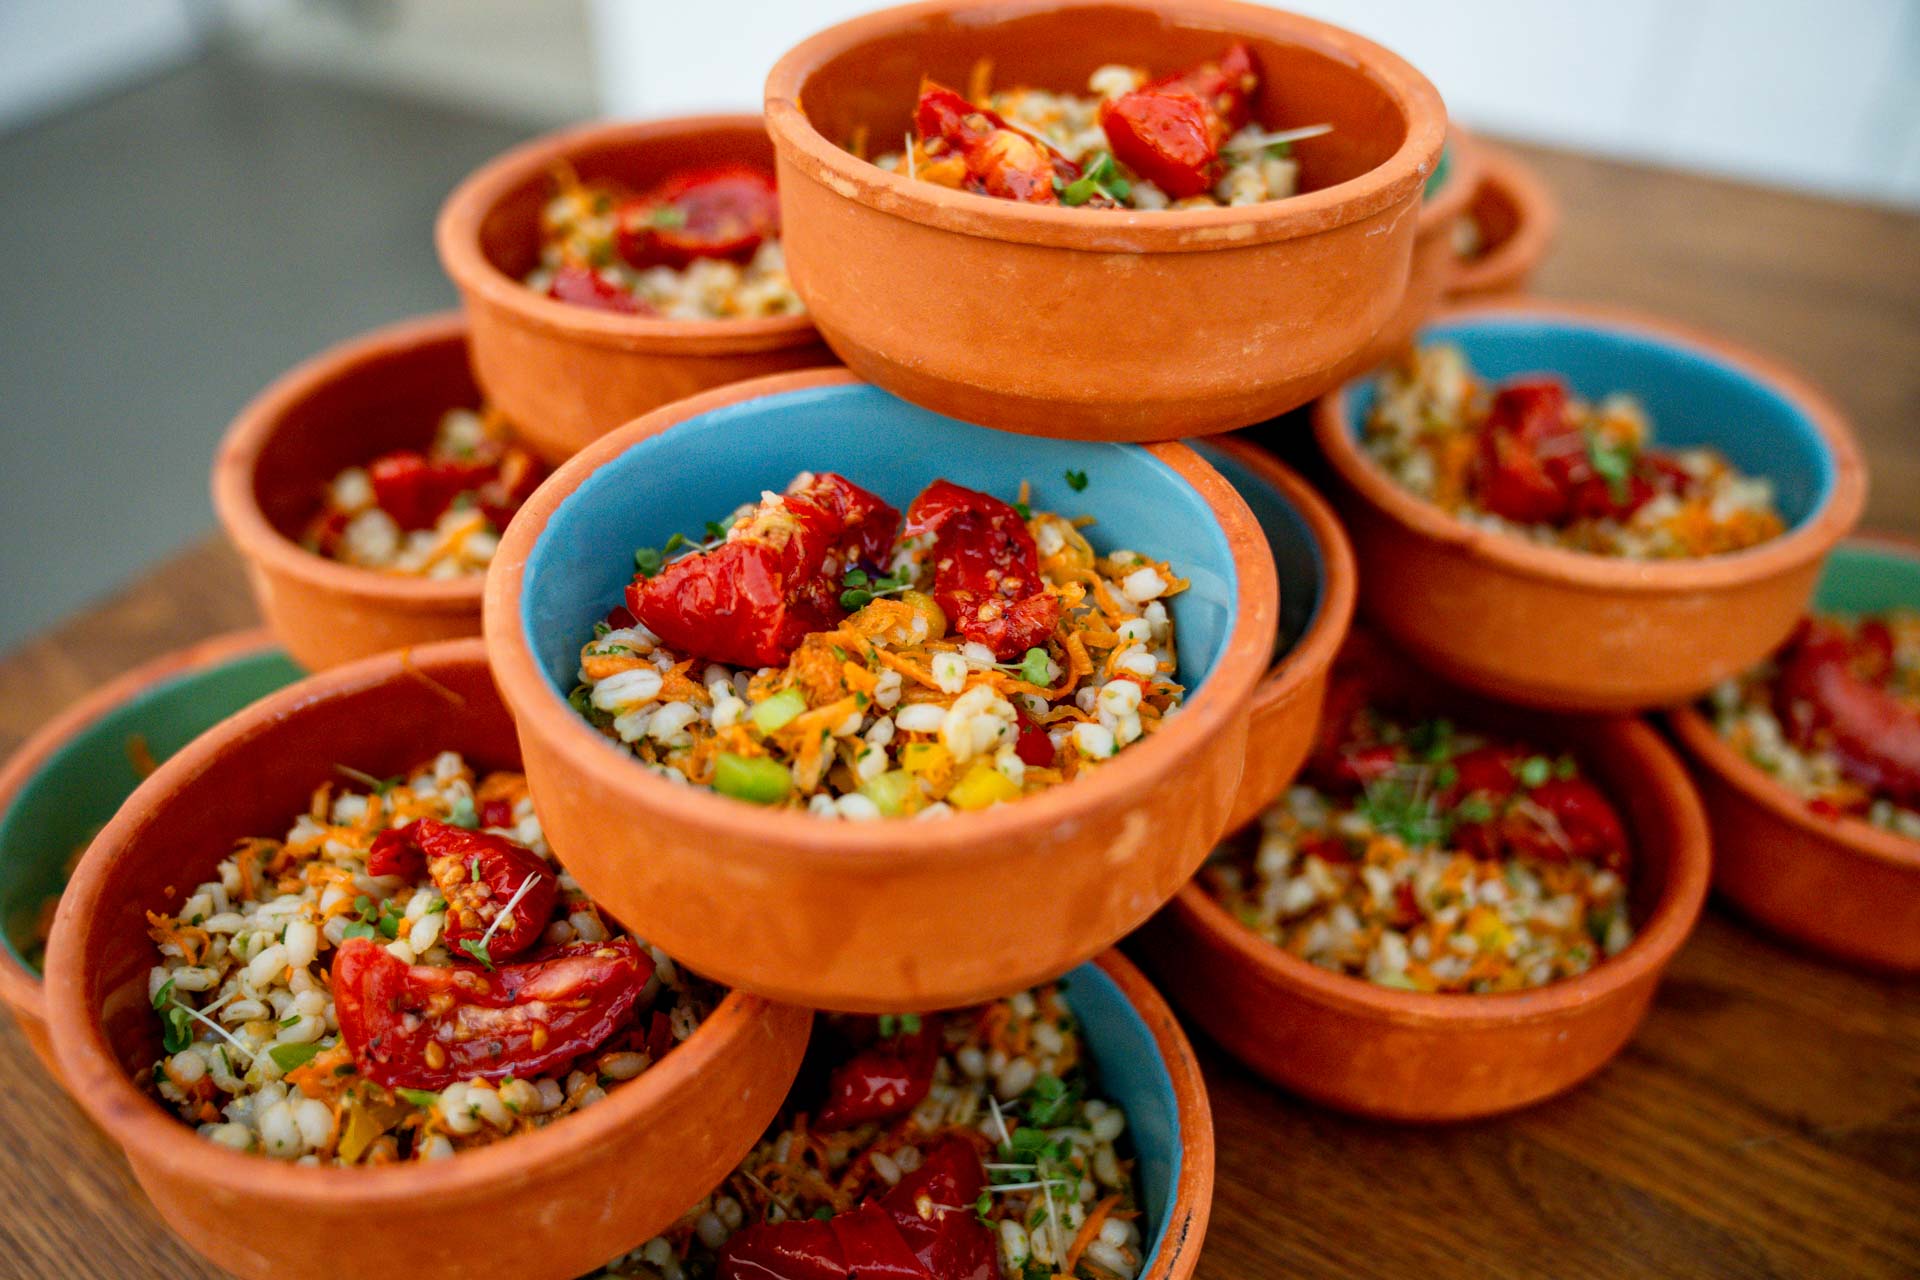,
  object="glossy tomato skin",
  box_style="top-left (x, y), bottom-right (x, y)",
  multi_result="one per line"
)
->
top-left (1473, 380), bottom-right (1577, 524)
top-left (626, 474), bottom-right (900, 667)
top-left (331, 937), bottom-right (653, 1090)
top-left (367, 819), bottom-right (558, 962)
top-left (913, 79), bottom-right (1064, 203)
top-left (1098, 42), bottom-right (1260, 200)
top-left (1776, 619), bottom-right (1920, 804)
top-left (903, 480), bottom-right (1061, 661)
top-left (616, 164), bottom-right (781, 270)
top-left (546, 264), bottom-right (647, 314)
top-left (815, 1015), bottom-right (942, 1131)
